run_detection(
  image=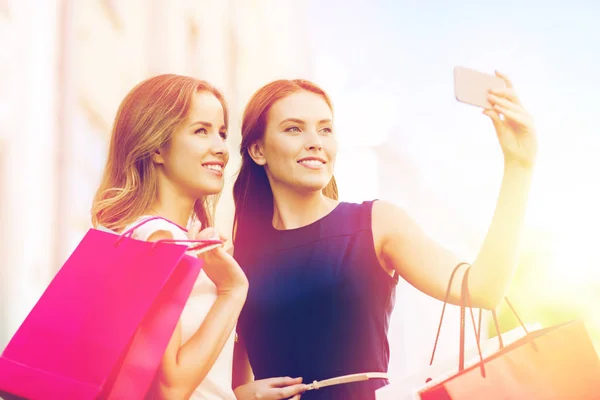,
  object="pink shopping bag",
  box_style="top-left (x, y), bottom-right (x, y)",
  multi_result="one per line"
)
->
top-left (0, 217), bottom-right (220, 400)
